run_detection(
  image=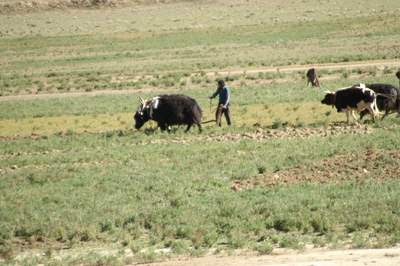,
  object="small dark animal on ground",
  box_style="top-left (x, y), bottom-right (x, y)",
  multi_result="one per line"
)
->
top-left (306, 68), bottom-right (320, 87)
top-left (134, 94), bottom-right (202, 132)
top-left (359, 83), bottom-right (400, 120)
top-left (321, 84), bottom-right (380, 124)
